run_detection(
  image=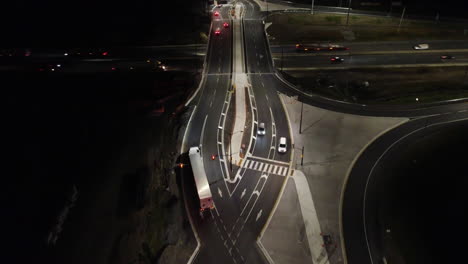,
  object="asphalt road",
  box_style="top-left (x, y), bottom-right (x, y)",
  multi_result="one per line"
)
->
top-left (342, 111), bottom-right (468, 264)
top-left (275, 52), bottom-right (468, 69)
top-left (182, 1), bottom-right (468, 264)
top-left (182, 1), bottom-right (294, 263)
